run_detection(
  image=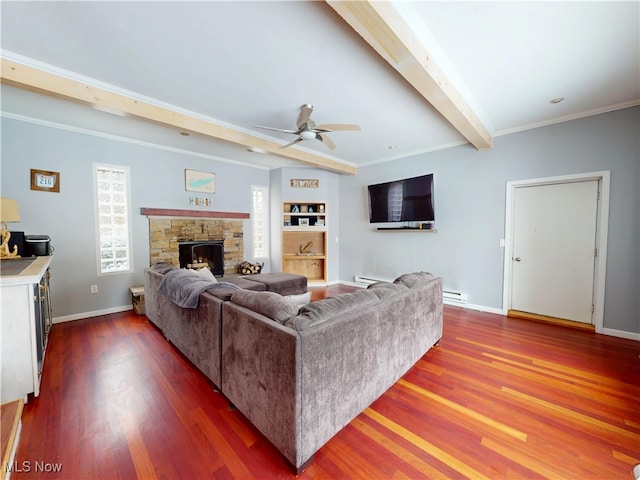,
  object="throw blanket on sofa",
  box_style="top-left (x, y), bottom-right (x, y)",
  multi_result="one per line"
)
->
top-left (159, 269), bottom-right (239, 308)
